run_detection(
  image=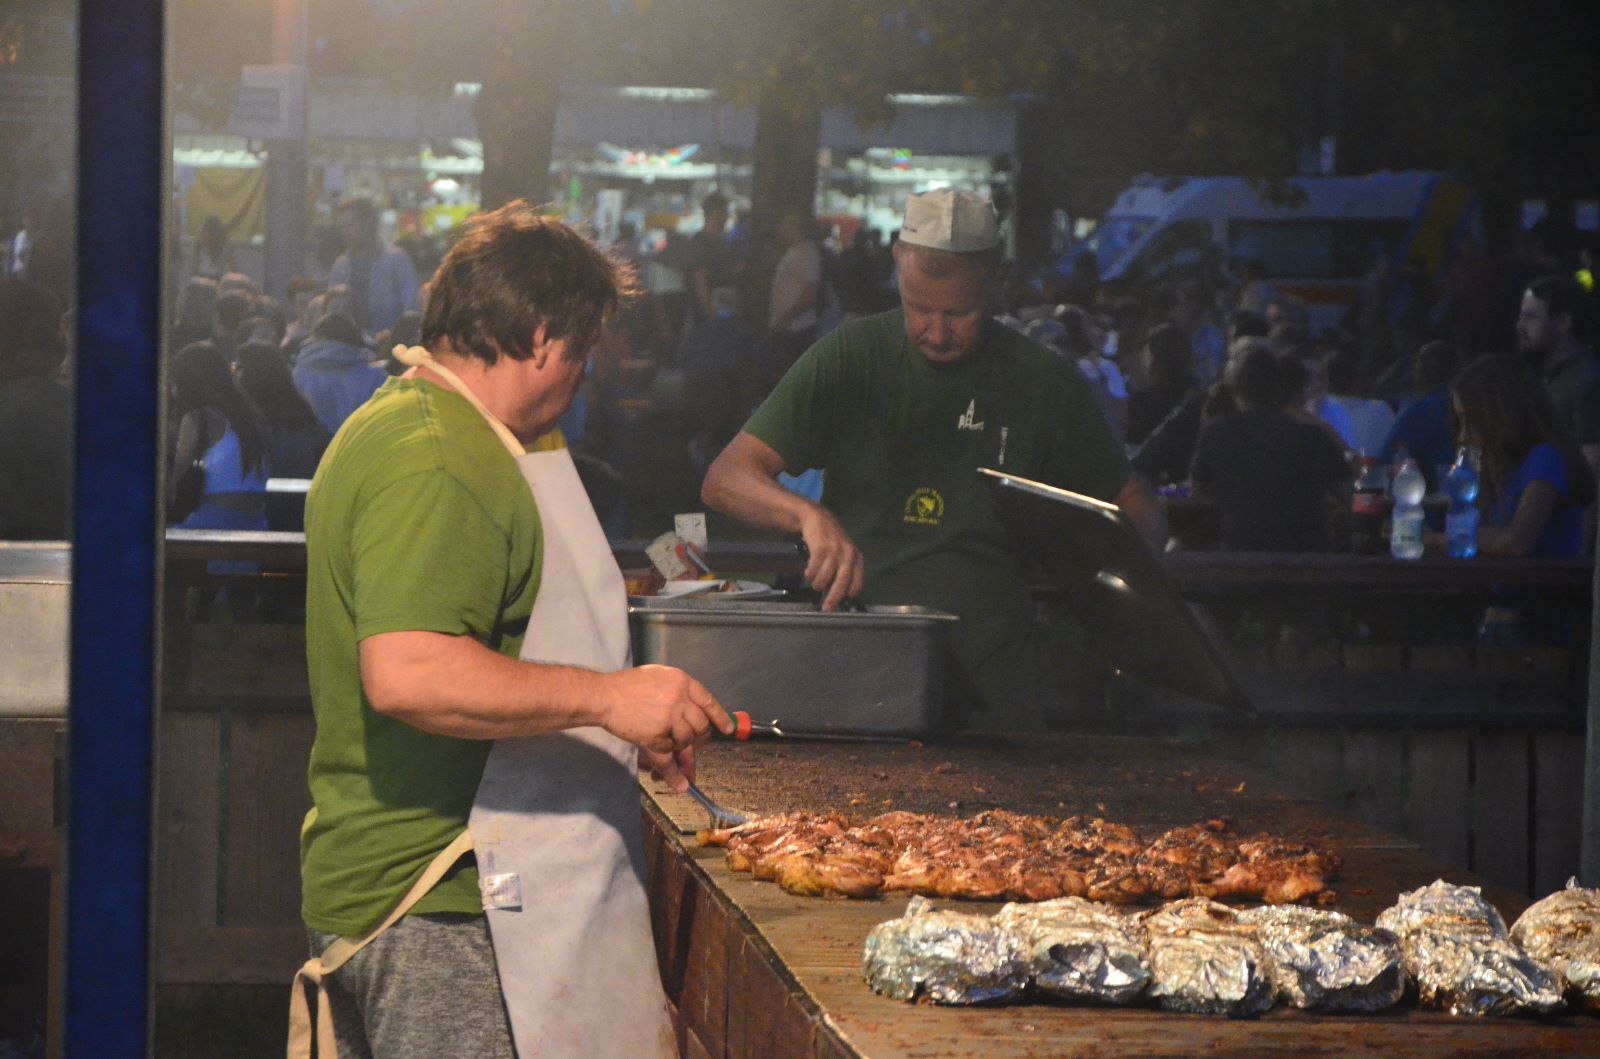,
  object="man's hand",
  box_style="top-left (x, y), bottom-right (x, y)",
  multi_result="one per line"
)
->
top-left (638, 744), bottom-right (697, 793)
top-left (702, 432), bottom-right (868, 609)
top-left (797, 504), bottom-right (865, 610)
top-left (598, 664), bottom-right (732, 761)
